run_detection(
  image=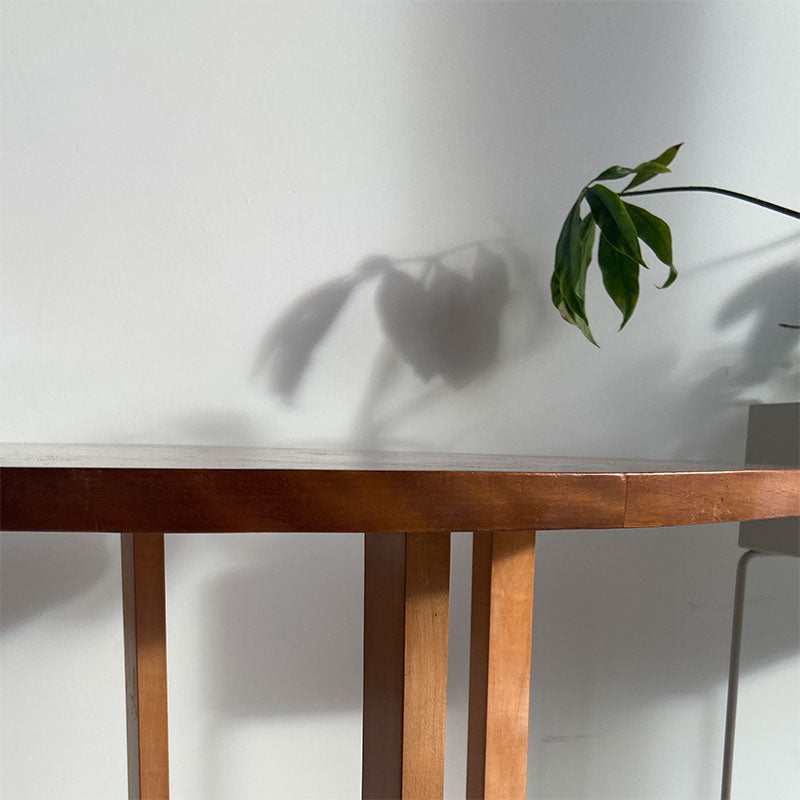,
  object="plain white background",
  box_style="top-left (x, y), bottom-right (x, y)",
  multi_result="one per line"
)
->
top-left (1, 1), bottom-right (798, 798)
